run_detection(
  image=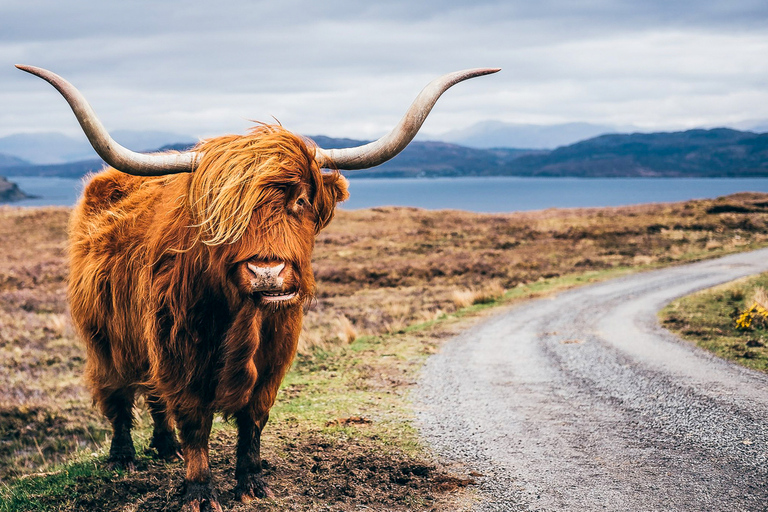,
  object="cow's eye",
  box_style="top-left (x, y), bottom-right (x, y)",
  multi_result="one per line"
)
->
top-left (296, 197), bottom-right (307, 208)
